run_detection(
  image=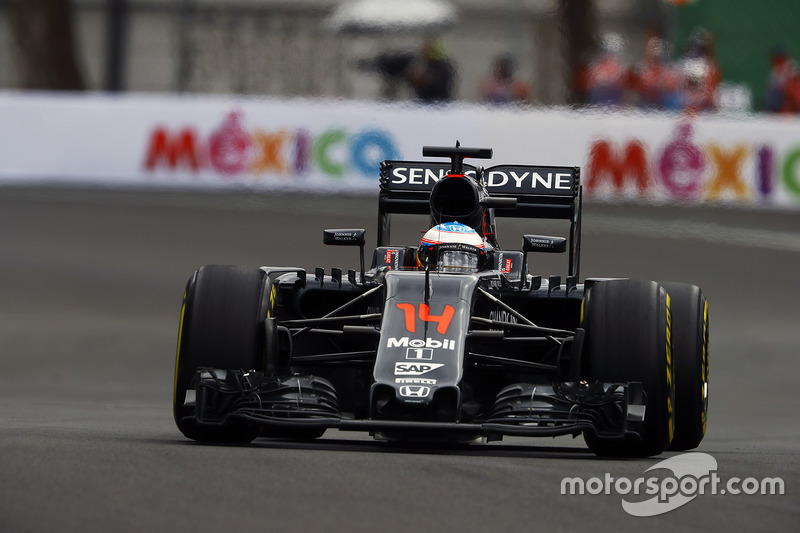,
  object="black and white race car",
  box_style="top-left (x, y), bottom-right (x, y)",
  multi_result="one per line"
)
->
top-left (173, 144), bottom-right (709, 457)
